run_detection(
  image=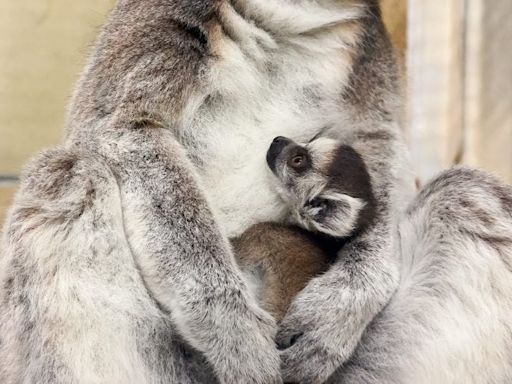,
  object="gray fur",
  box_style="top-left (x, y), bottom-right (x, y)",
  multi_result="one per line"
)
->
top-left (266, 135), bottom-right (410, 383)
top-left (263, 136), bottom-right (512, 383)
top-left (235, 137), bottom-right (380, 331)
top-left (327, 167), bottom-right (512, 384)
top-left (0, 0), bottom-right (414, 383)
